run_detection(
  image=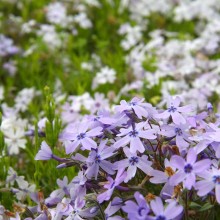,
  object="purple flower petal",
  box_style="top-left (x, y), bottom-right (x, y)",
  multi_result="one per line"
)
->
top-left (100, 160), bottom-right (115, 175)
top-left (184, 173), bottom-right (195, 189)
top-left (124, 165), bottom-right (137, 182)
top-left (81, 137), bottom-right (97, 150)
top-left (186, 148), bottom-right (197, 164)
top-left (193, 159), bottom-right (211, 173)
top-left (150, 197), bottom-right (164, 216)
top-left (164, 201), bottom-right (183, 219)
top-left (65, 140), bottom-right (80, 154)
top-left (170, 155), bottom-right (185, 170)
top-left (171, 112), bottom-right (186, 124)
top-left (130, 137), bottom-right (145, 153)
top-left (113, 136), bottom-right (130, 149)
top-left (169, 171), bottom-right (186, 186)
top-left (195, 180), bottom-right (214, 196)
top-left (86, 126), bottom-right (102, 137)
